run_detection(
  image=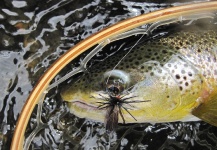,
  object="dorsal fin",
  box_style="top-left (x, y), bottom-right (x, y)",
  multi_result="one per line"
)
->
top-left (192, 92), bottom-right (217, 127)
